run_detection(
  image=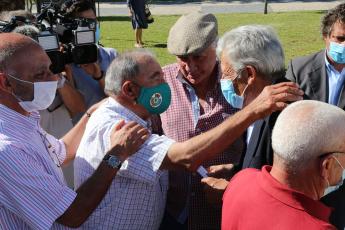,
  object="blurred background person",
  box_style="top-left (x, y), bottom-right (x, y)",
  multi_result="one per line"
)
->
top-left (127, 0), bottom-right (147, 48)
top-left (61, 0), bottom-right (118, 122)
